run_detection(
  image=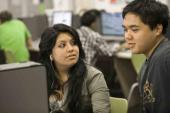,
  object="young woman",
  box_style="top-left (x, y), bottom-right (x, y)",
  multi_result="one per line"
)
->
top-left (39, 24), bottom-right (110, 113)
